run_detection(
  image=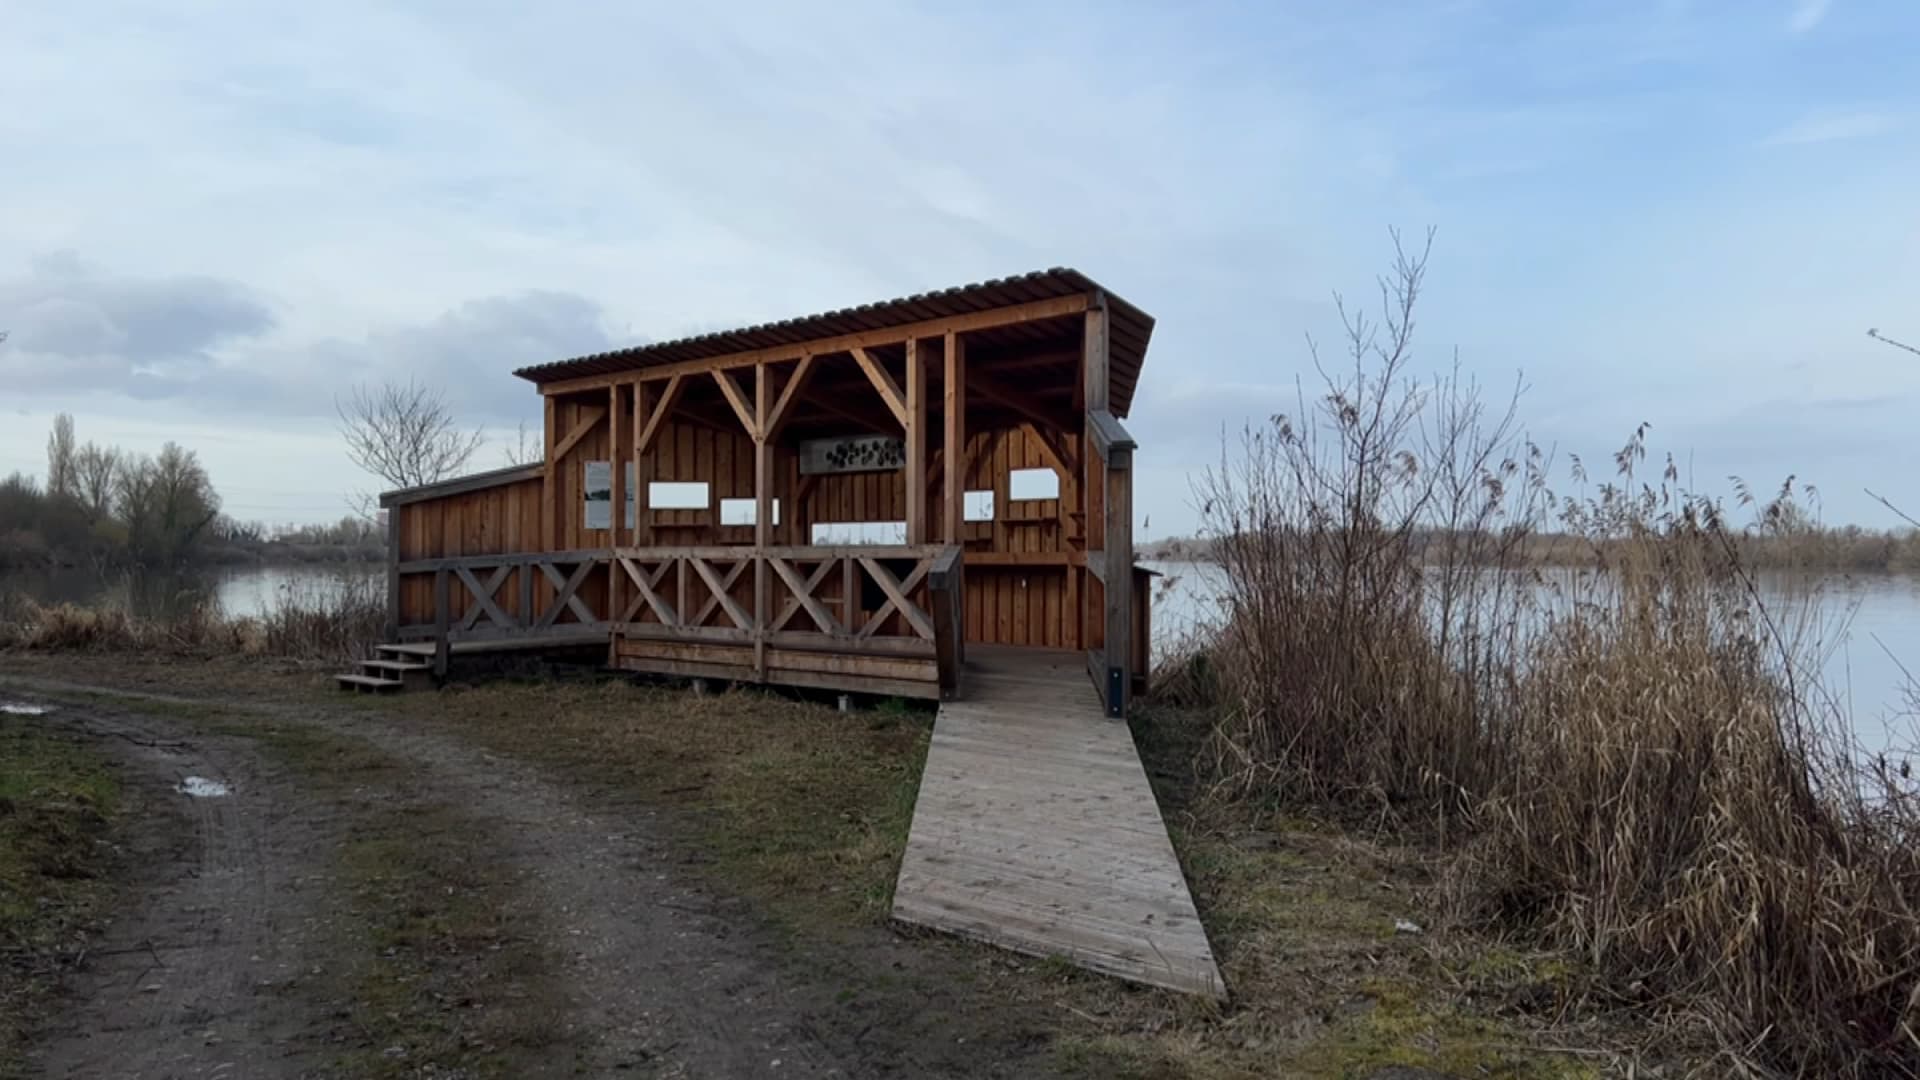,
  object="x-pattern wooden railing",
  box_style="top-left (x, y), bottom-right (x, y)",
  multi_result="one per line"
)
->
top-left (614, 548), bottom-right (756, 632)
top-left (614, 545), bottom-right (949, 646)
top-left (399, 543), bottom-right (963, 688)
top-left (395, 549), bottom-right (611, 674)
